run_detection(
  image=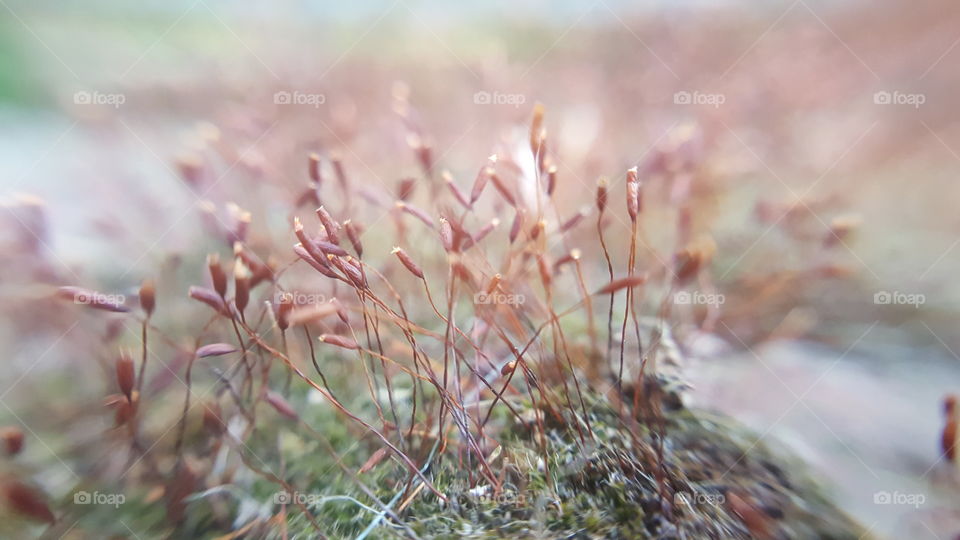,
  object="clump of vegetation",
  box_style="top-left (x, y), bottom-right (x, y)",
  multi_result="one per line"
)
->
top-left (1, 98), bottom-right (866, 539)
